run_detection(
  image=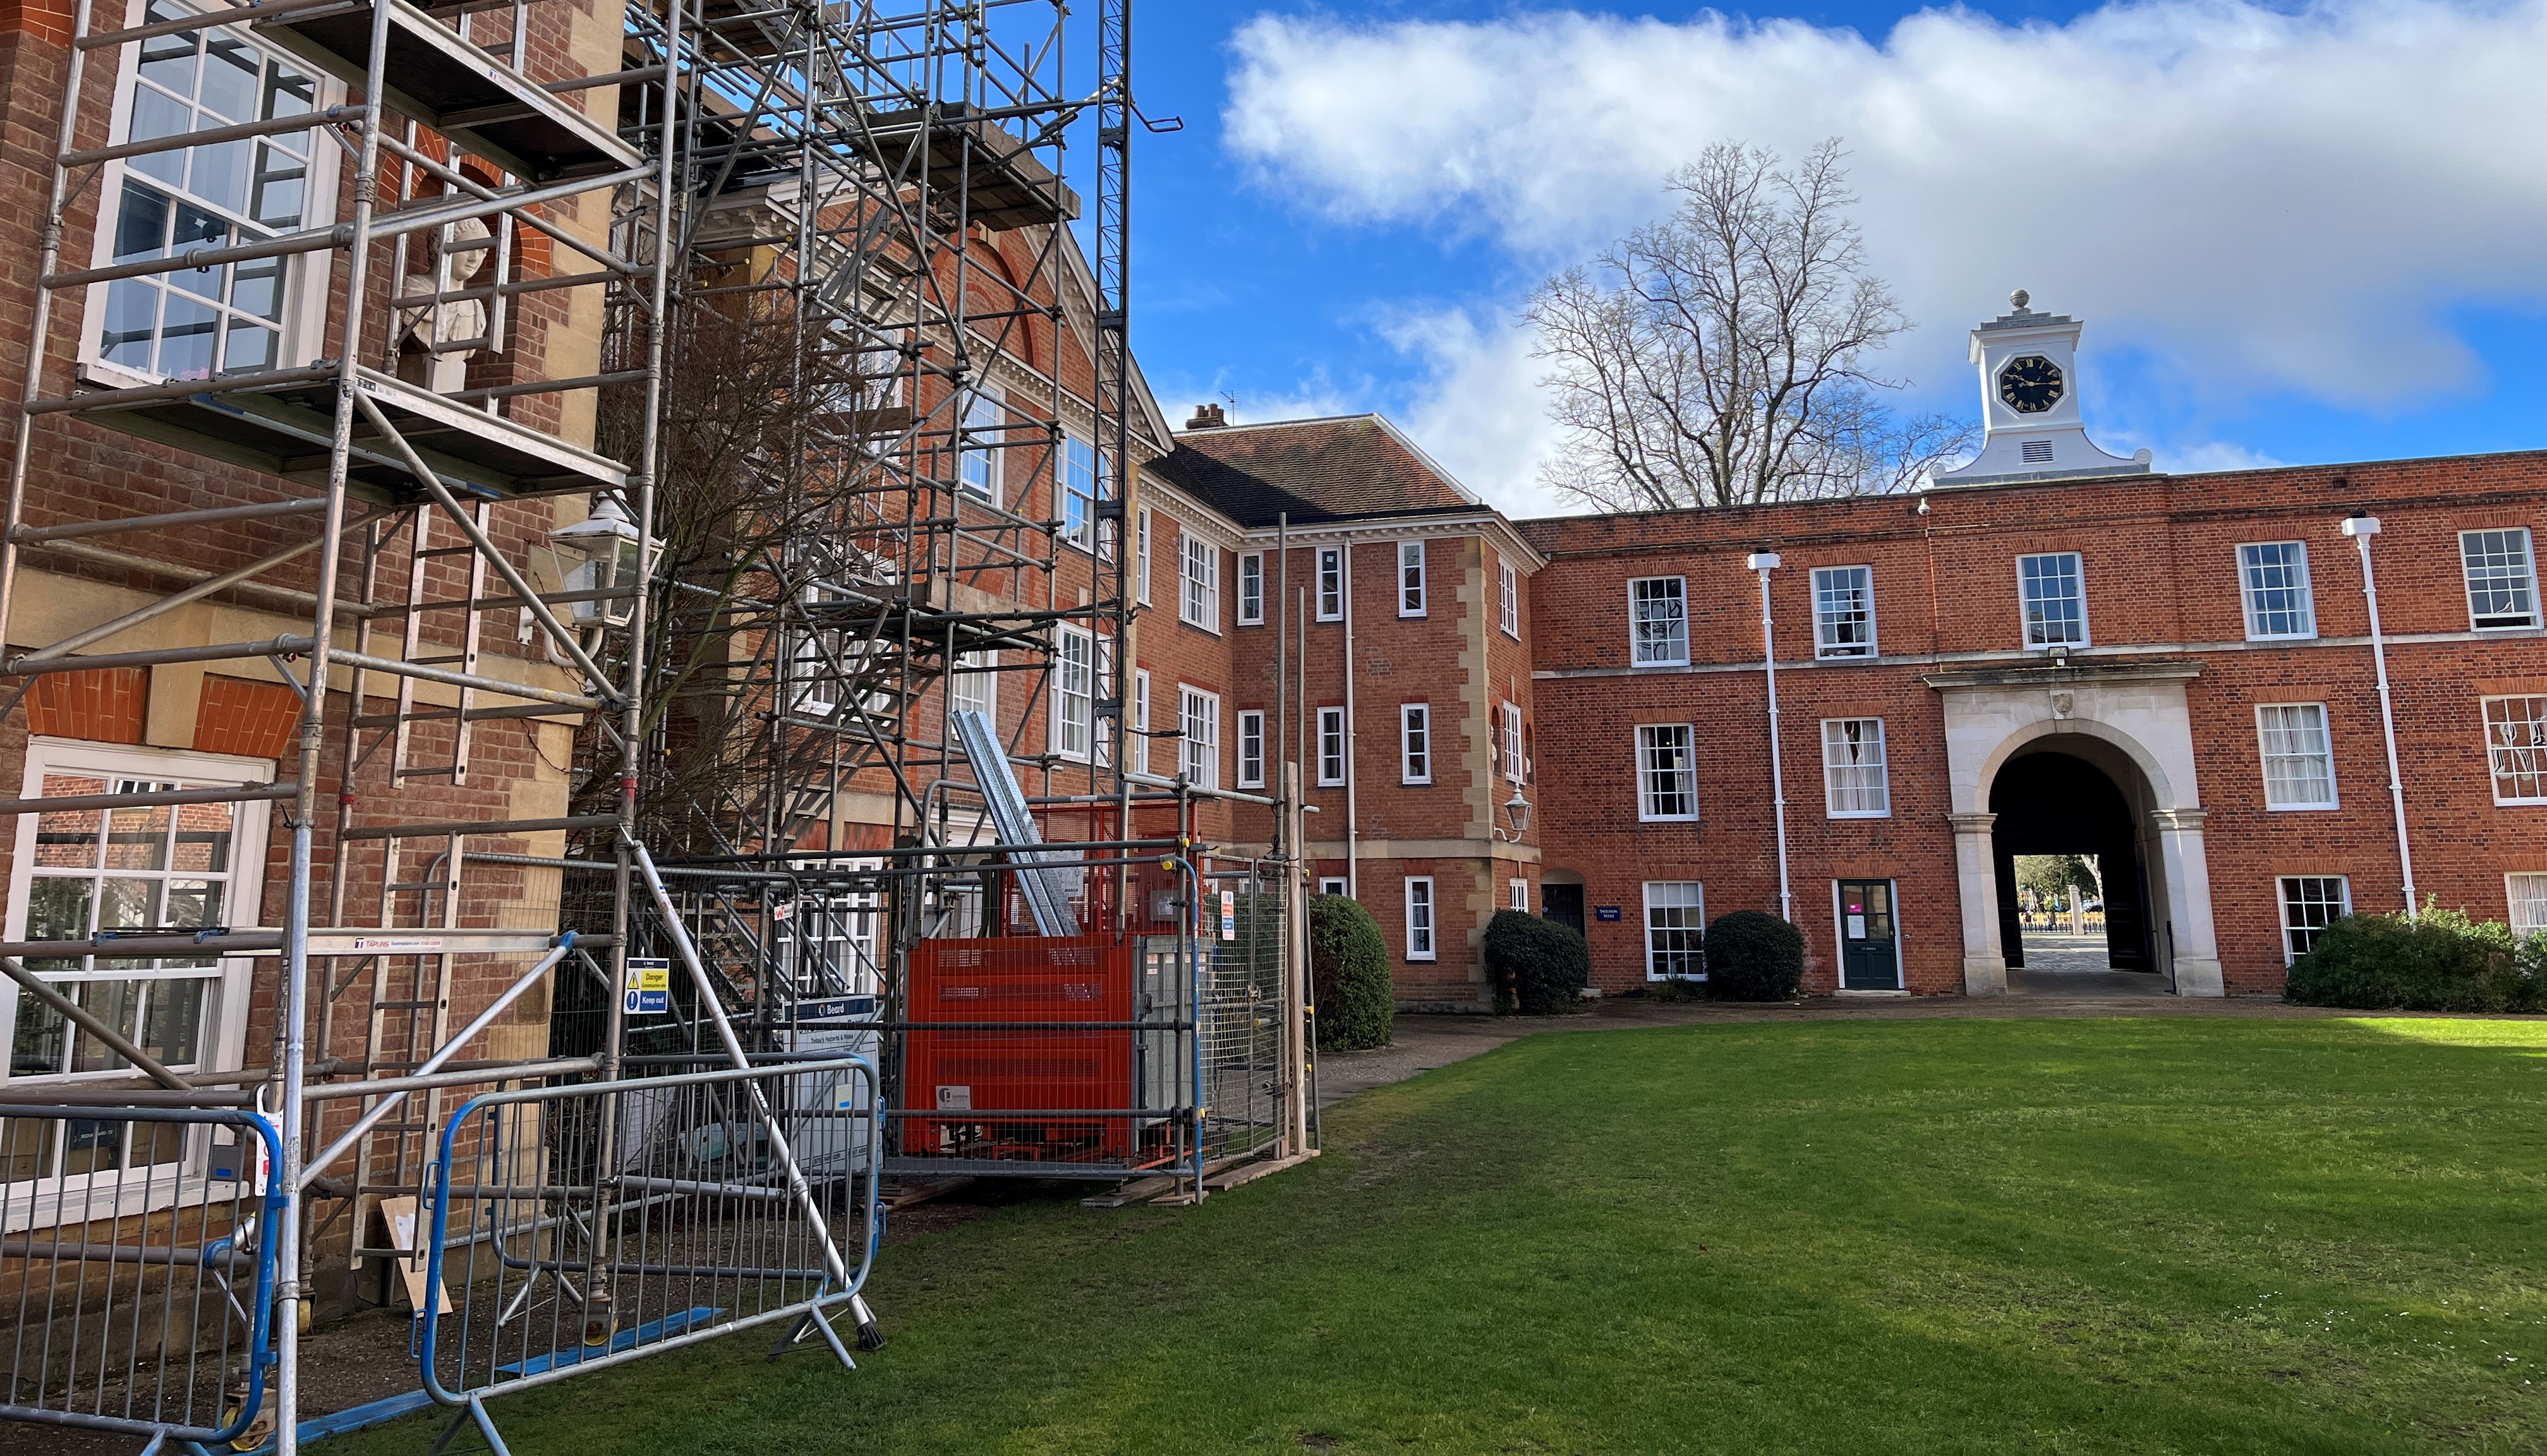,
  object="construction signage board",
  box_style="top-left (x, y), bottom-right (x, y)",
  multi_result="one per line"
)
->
top-left (1219, 889), bottom-right (1236, 942)
top-left (624, 956), bottom-right (671, 1014)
